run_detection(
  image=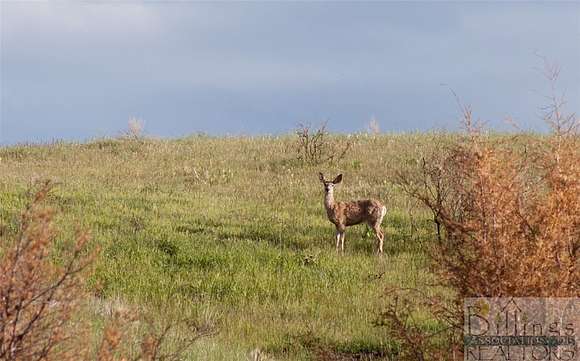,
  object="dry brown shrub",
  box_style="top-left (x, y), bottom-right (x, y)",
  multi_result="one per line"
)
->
top-left (0, 180), bottom-right (94, 360)
top-left (0, 181), bottom-right (214, 361)
top-left (381, 82), bottom-right (579, 359)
